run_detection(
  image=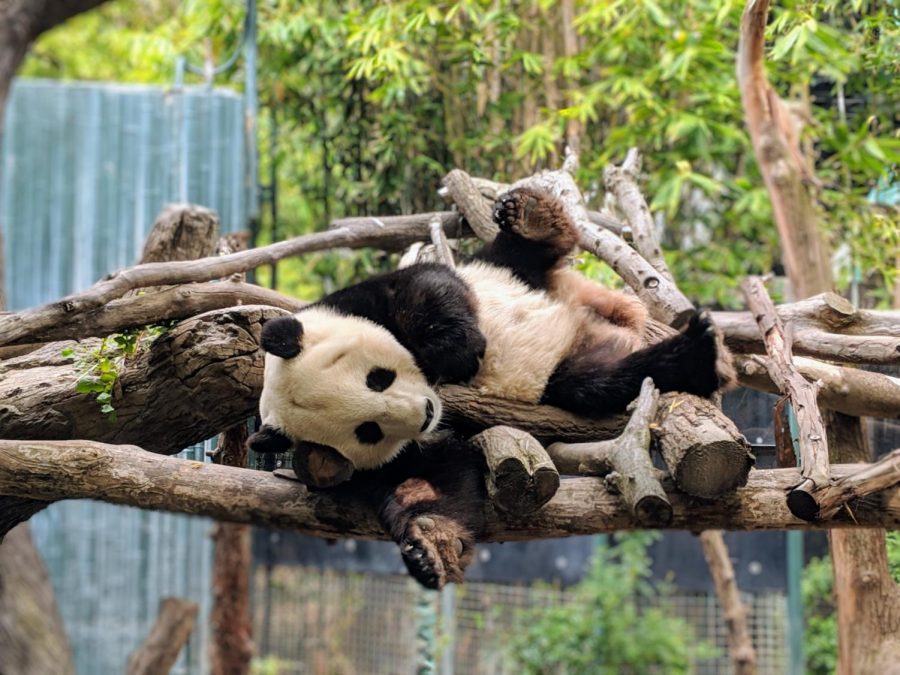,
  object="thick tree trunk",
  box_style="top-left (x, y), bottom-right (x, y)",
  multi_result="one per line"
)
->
top-left (738, 3), bottom-right (899, 671)
top-left (0, 524), bottom-right (75, 675)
